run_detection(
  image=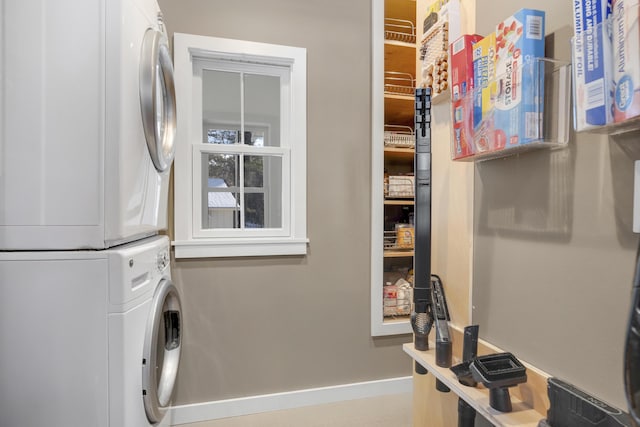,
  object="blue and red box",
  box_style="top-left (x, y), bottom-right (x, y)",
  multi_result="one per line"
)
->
top-left (493, 8), bottom-right (546, 149)
top-left (449, 34), bottom-right (483, 159)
